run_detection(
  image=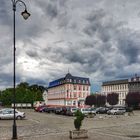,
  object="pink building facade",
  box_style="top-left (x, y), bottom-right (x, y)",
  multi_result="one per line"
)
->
top-left (47, 73), bottom-right (91, 107)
